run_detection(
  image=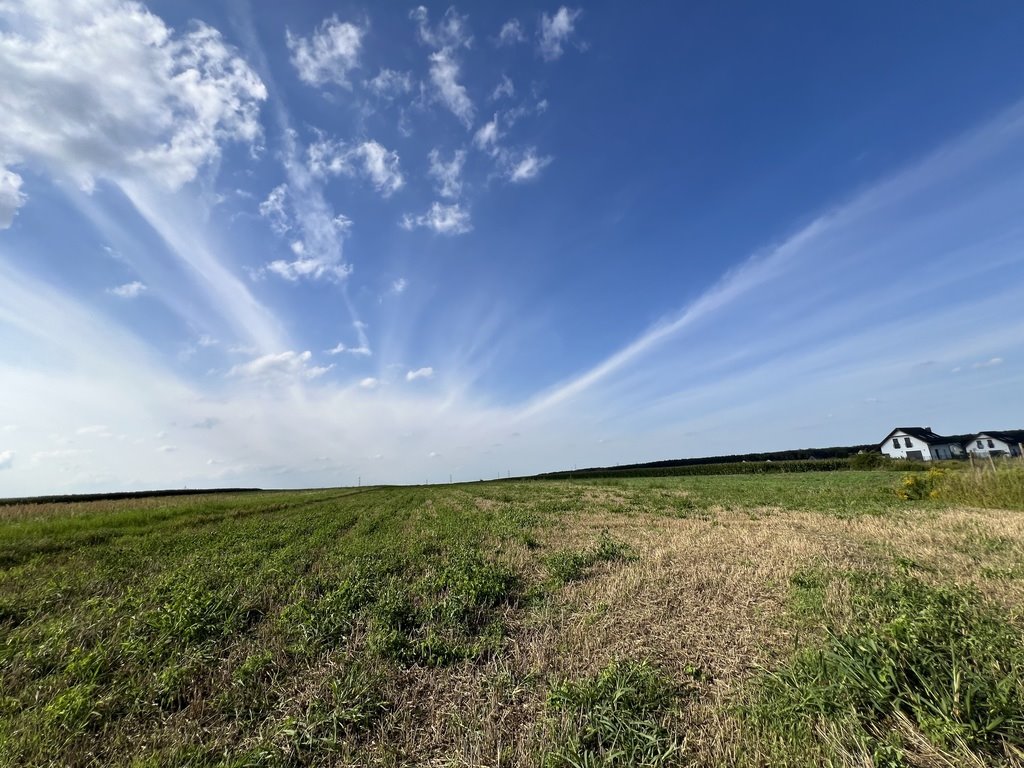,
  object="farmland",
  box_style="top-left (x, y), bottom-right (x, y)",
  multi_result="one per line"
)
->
top-left (2, 469), bottom-right (1023, 766)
